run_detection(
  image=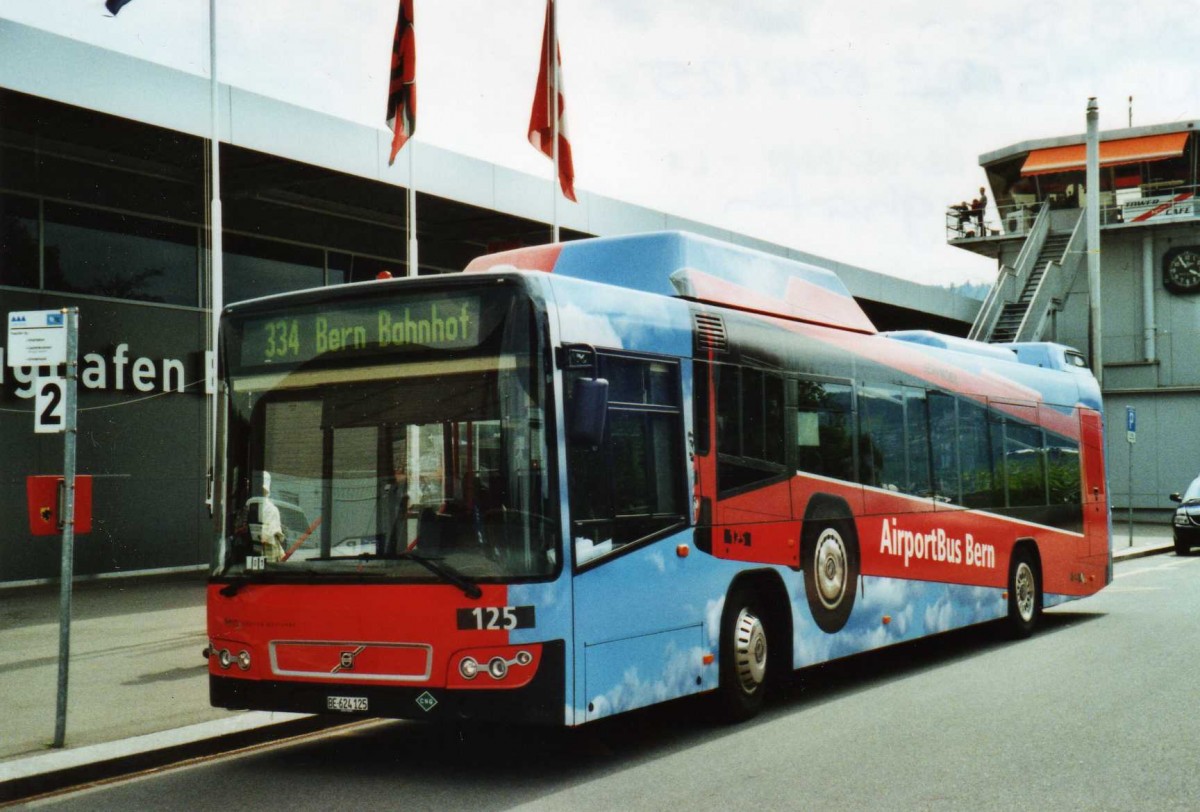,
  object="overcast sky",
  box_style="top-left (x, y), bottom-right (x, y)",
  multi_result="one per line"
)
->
top-left (2, 0), bottom-right (1197, 286)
